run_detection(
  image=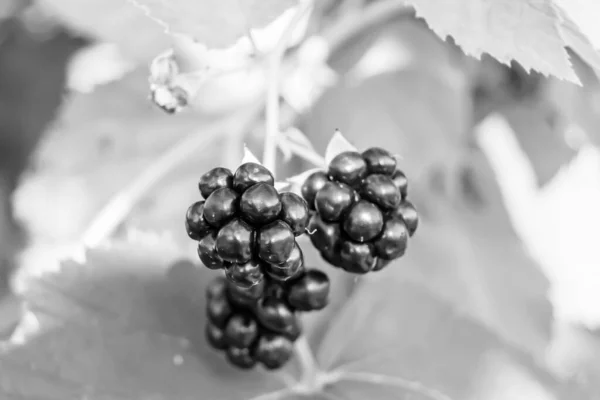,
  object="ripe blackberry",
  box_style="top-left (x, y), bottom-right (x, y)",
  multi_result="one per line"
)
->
top-left (301, 147), bottom-right (419, 273)
top-left (186, 162), bottom-right (310, 287)
top-left (201, 271), bottom-right (329, 370)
